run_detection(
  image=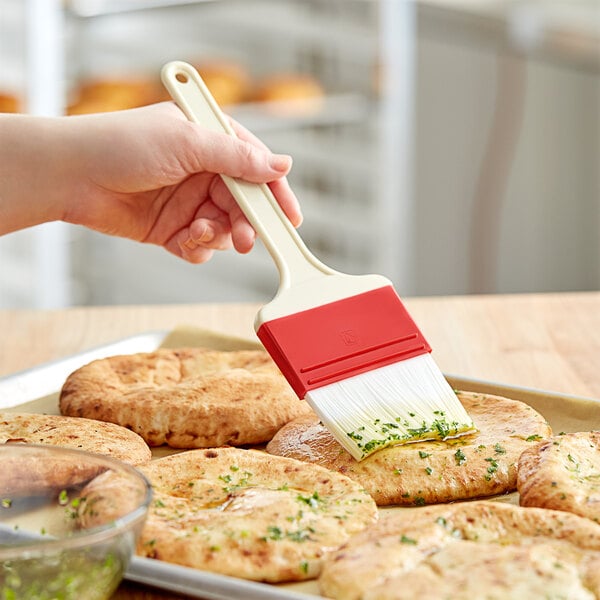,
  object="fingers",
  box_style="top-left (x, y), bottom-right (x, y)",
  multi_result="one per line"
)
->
top-left (183, 125), bottom-right (292, 184)
top-left (268, 178), bottom-right (303, 228)
top-left (228, 118), bottom-right (303, 227)
top-left (169, 218), bottom-right (234, 264)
